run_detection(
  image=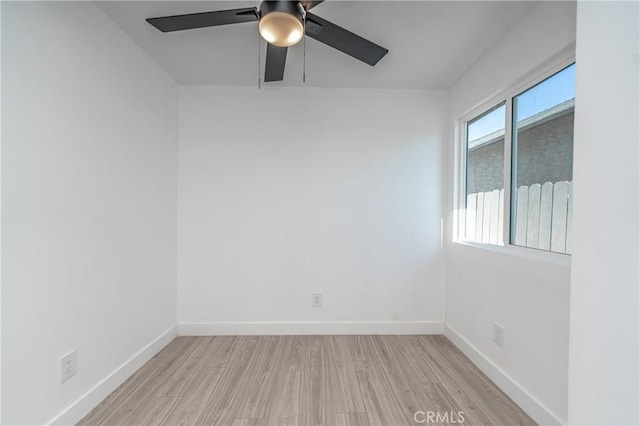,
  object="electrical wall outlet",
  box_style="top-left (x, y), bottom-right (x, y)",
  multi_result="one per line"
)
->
top-left (493, 323), bottom-right (504, 347)
top-left (312, 293), bottom-right (322, 307)
top-left (60, 350), bottom-right (77, 383)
